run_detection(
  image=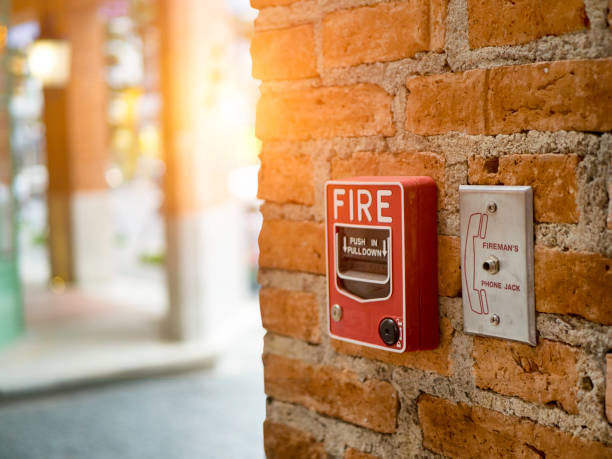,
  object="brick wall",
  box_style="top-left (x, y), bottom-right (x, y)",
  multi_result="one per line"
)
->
top-left (252, 0), bottom-right (612, 457)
